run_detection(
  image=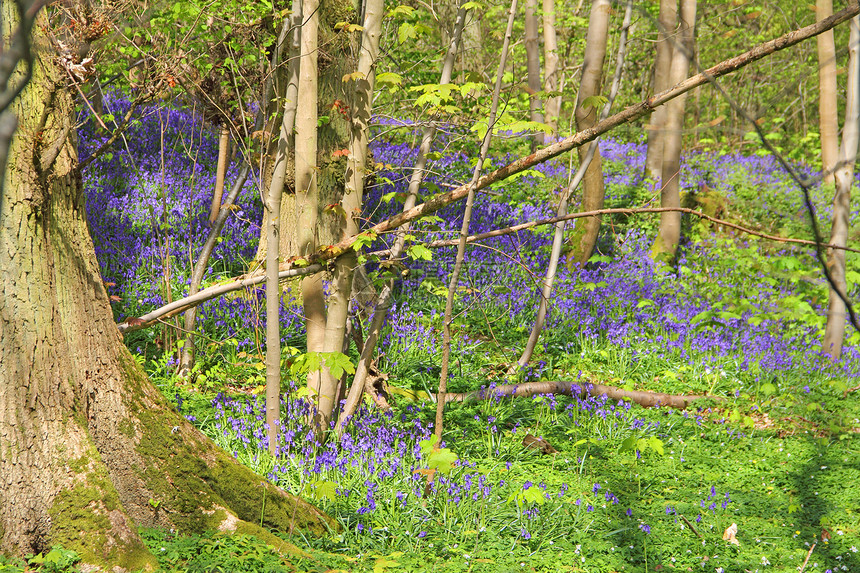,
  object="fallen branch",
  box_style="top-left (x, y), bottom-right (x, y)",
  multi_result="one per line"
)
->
top-left (444, 380), bottom-right (722, 410)
top-left (117, 264), bottom-right (323, 334)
